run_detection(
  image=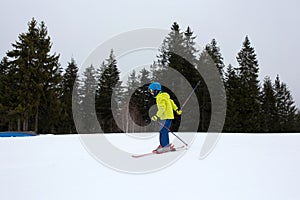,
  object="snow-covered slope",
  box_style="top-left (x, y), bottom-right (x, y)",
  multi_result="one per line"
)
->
top-left (1, 133), bottom-right (300, 200)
